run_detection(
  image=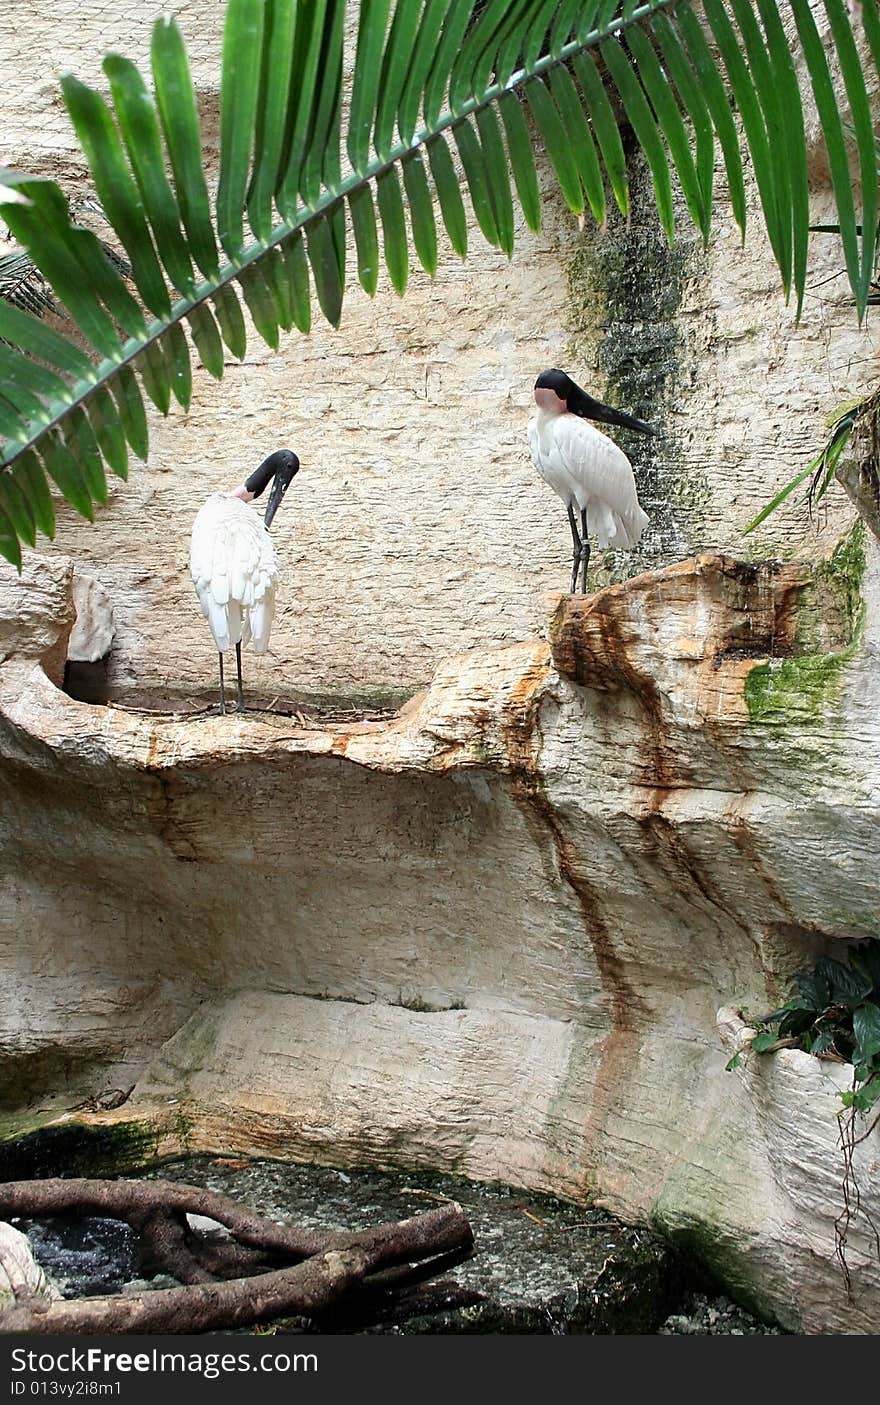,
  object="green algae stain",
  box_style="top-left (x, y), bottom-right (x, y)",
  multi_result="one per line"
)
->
top-left (744, 652), bottom-right (851, 724)
top-left (744, 521), bottom-right (866, 726)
